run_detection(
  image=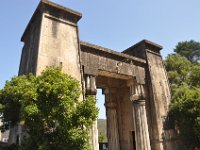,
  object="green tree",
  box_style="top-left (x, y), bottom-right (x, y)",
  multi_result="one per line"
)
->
top-left (189, 64), bottom-right (200, 87)
top-left (0, 67), bottom-right (98, 150)
top-left (174, 40), bottom-right (200, 63)
top-left (170, 85), bottom-right (200, 149)
top-left (98, 132), bottom-right (105, 143)
top-left (164, 54), bottom-right (191, 86)
top-left (165, 54), bottom-right (200, 149)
